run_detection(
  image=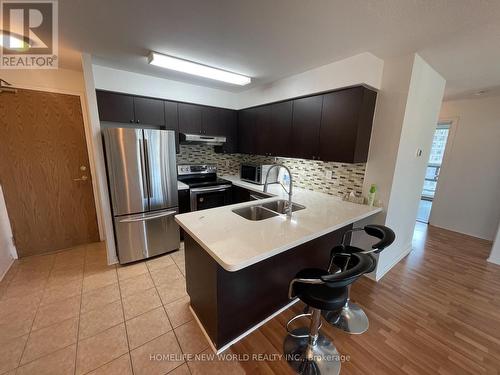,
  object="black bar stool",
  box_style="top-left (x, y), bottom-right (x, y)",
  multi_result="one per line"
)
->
top-left (284, 253), bottom-right (376, 375)
top-left (323, 224), bottom-right (395, 334)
